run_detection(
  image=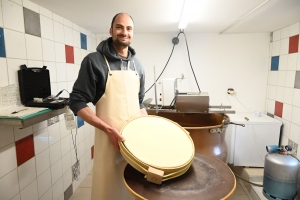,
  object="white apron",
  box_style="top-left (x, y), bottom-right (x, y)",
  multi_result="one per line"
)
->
top-left (91, 55), bottom-right (140, 200)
